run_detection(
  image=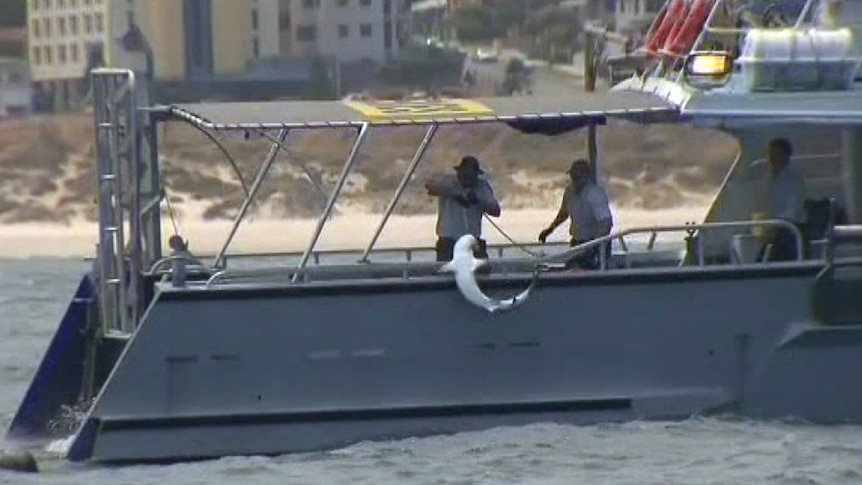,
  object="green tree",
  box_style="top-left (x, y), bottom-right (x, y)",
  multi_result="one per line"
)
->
top-left (449, 6), bottom-right (495, 42)
top-left (523, 5), bottom-right (582, 62)
top-left (303, 57), bottom-right (336, 100)
top-left (0, 0), bottom-right (26, 28)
